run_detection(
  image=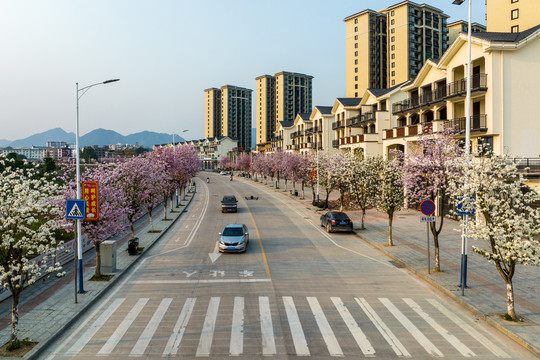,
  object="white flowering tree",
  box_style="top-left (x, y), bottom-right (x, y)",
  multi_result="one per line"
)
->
top-left (450, 154), bottom-right (540, 320)
top-left (0, 156), bottom-right (64, 346)
top-left (350, 155), bottom-right (384, 230)
top-left (376, 158), bottom-right (404, 246)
